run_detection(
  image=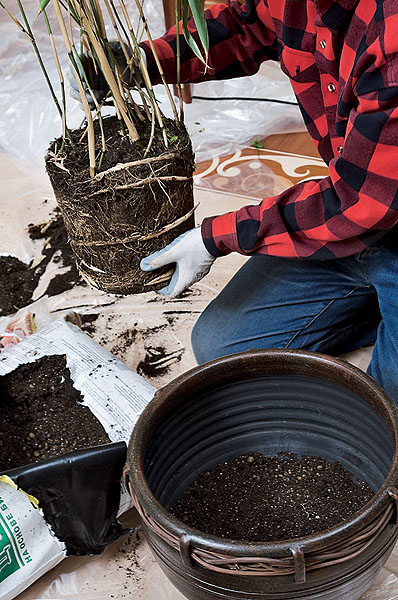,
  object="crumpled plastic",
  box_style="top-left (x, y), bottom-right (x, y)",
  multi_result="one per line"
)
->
top-left (0, 0), bottom-right (304, 169)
